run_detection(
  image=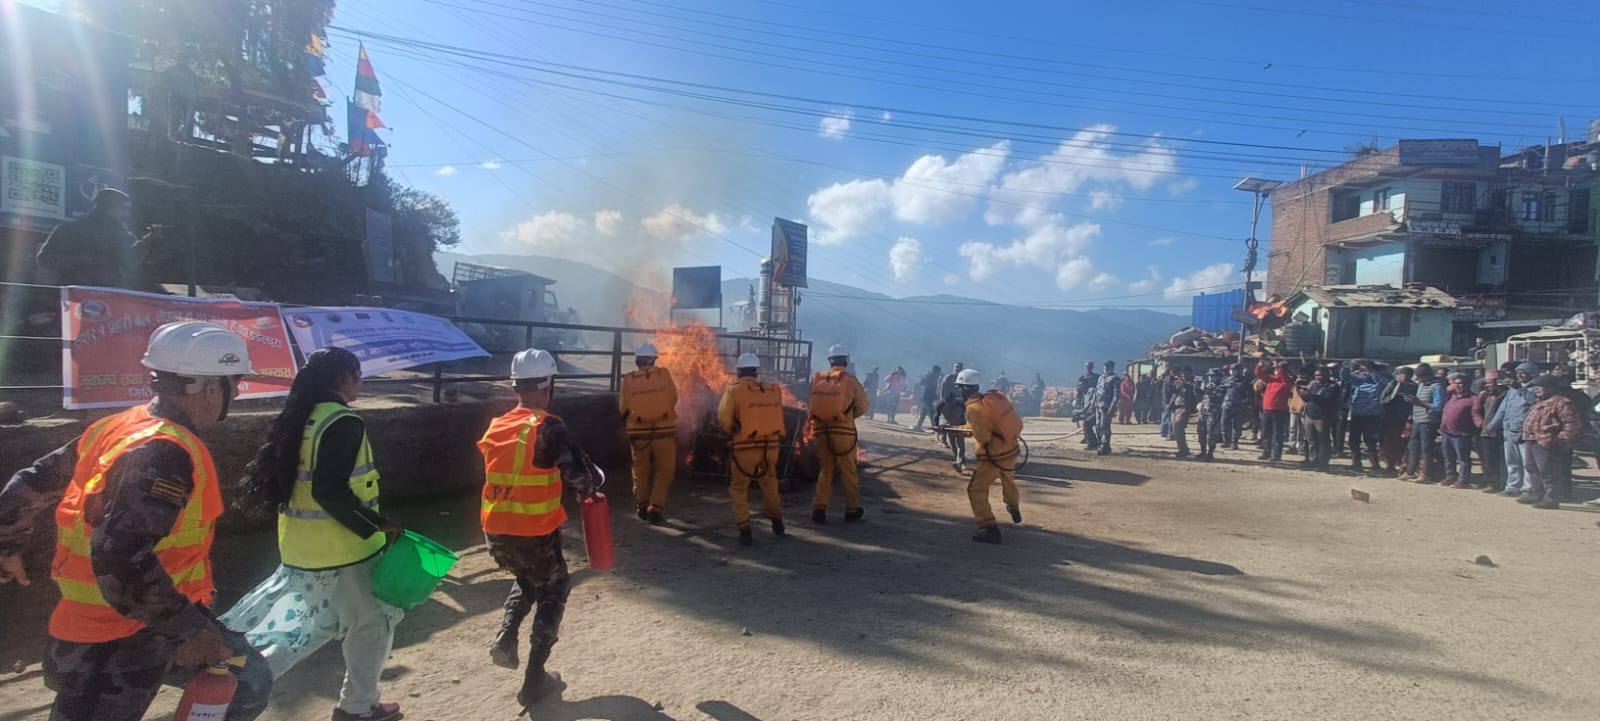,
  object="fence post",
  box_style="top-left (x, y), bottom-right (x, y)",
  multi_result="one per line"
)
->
top-left (610, 331), bottom-right (622, 392)
top-left (525, 323), bottom-right (534, 348)
top-left (432, 364), bottom-right (443, 403)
